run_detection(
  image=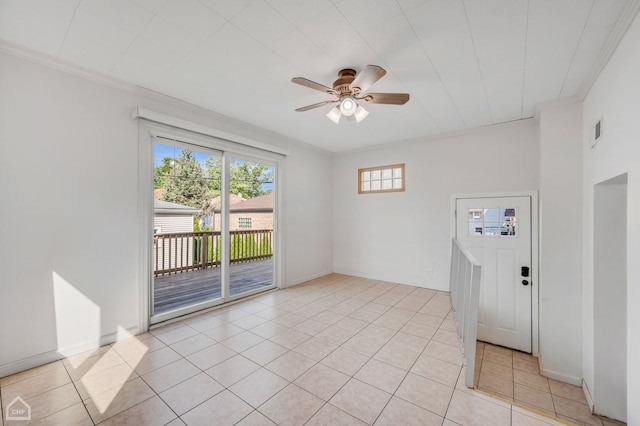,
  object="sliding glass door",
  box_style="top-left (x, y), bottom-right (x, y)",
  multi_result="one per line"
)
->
top-left (149, 136), bottom-right (278, 323)
top-left (227, 155), bottom-right (275, 299)
top-left (152, 139), bottom-right (223, 319)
